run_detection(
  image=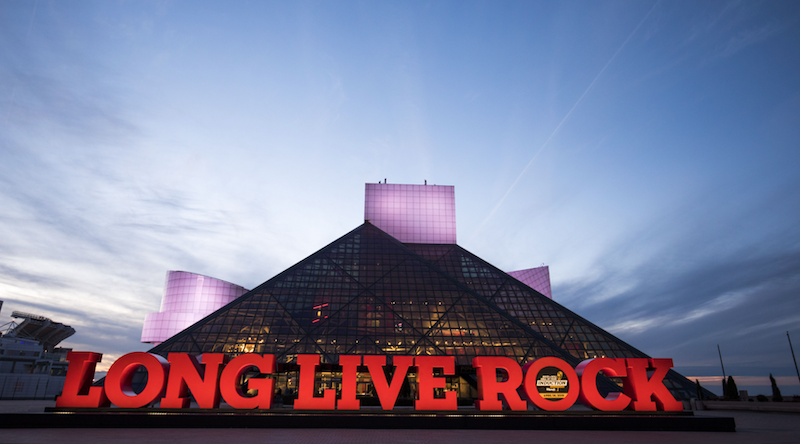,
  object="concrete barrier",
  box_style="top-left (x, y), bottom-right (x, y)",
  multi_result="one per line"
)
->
top-left (700, 400), bottom-right (800, 413)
